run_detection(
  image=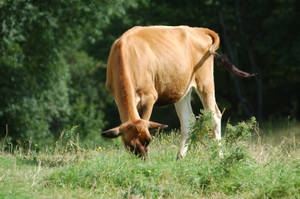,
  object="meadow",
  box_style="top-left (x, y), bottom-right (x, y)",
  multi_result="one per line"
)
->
top-left (0, 117), bottom-right (299, 199)
top-left (1, 2), bottom-right (299, 198)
